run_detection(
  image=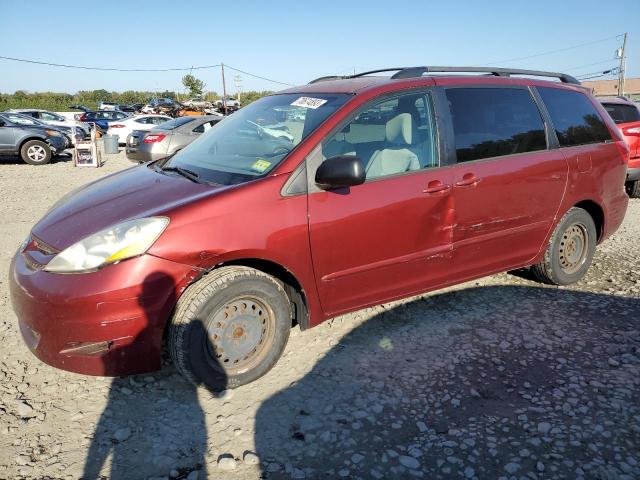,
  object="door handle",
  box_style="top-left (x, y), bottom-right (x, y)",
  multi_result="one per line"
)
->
top-left (423, 180), bottom-right (452, 194)
top-left (455, 173), bottom-right (480, 187)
